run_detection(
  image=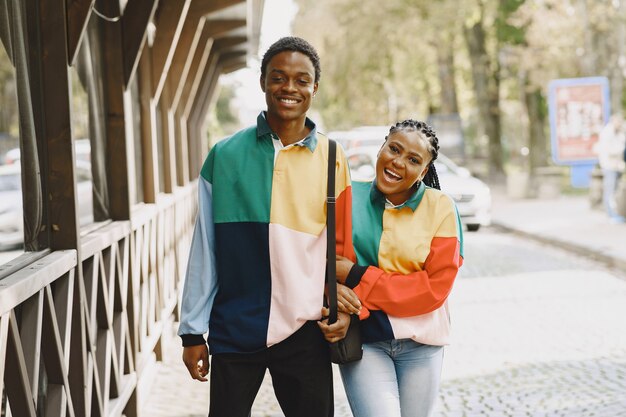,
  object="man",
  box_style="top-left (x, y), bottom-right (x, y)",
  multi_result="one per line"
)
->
top-left (178, 37), bottom-right (355, 417)
top-left (595, 113), bottom-right (626, 222)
